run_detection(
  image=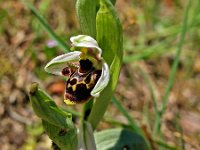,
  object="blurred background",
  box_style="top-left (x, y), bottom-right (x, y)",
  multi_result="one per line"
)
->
top-left (0, 0), bottom-right (200, 149)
